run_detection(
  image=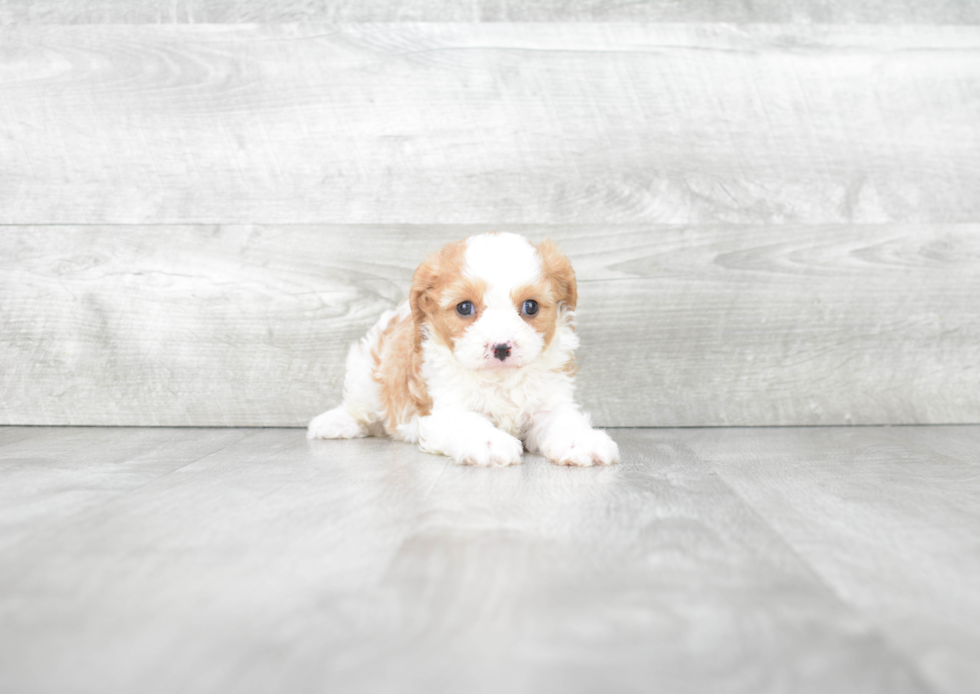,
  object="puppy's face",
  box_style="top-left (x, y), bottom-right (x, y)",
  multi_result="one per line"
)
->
top-left (410, 233), bottom-right (577, 371)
